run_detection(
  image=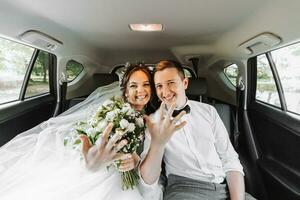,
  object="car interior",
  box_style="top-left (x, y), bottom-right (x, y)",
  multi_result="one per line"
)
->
top-left (0, 0), bottom-right (300, 199)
